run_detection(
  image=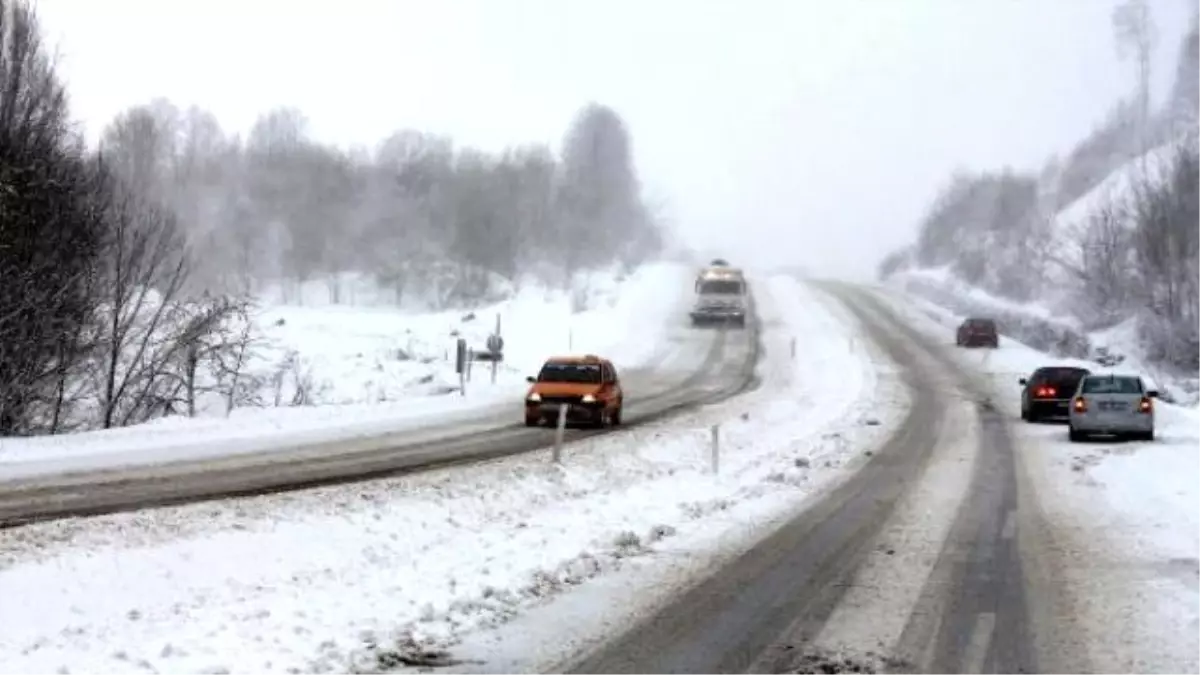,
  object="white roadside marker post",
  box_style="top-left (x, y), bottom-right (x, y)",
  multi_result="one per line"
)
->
top-left (710, 423), bottom-right (720, 475)
top-left (790, 337), bottom-right (796, 360)
top-left (553, 405), bottom-right (568, 464)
